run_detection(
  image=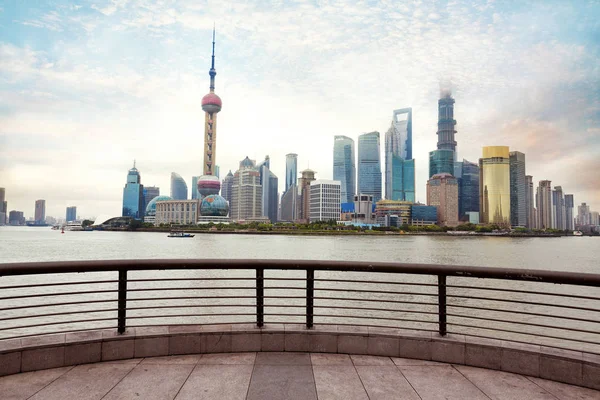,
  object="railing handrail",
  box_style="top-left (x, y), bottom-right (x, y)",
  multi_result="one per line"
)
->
top-left (1, 259), bottom-right (599, 286)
